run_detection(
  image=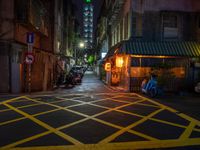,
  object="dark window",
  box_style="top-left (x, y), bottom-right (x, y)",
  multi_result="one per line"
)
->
top-left (141, 58), bottom-right (162, 67)
top-left (198, 17), bottom-right (200, 28)
top-left (162, 13), bottom-right (178, 38)
top-left (15, 0), bottom-right (28, 22)
top-left (131, 58), bottom-right (140, 67)
top-left (163, 15), bottom-right (178, 28)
